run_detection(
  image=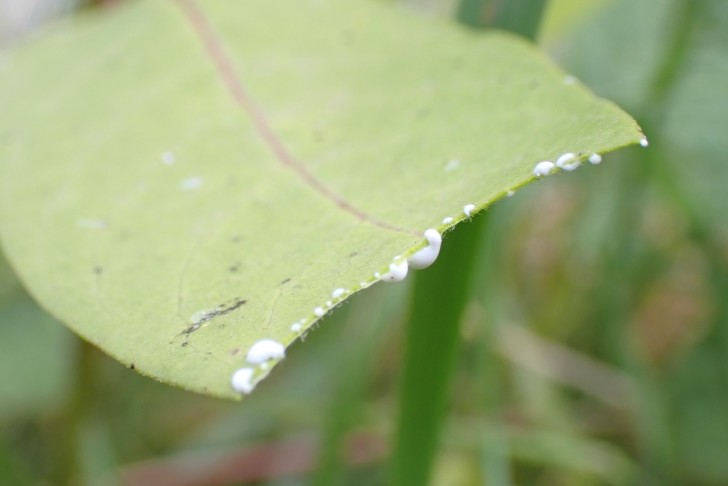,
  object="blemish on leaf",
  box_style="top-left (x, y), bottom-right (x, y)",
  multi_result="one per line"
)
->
top-left (76, 218), bottom-right (107, 229)
top-left (281, 278), bottom-right (291, 284)
top-left (179, 176), bottom-right (204, 191)
top-left (183, 298), bottom-right (248, 334)
top-left (93, 266), bottom-right (103, 275)
top-left (444, 159), bottom-right (460, 172)
top-left (161, 150), bottom-right (175, 165)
